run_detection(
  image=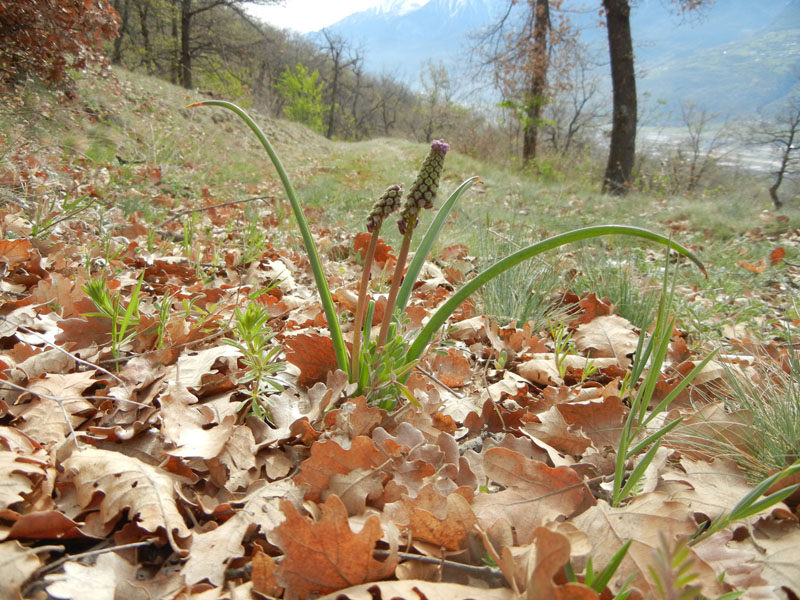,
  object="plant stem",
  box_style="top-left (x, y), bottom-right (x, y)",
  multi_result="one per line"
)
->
top-left (376, 221), bottom-right (415, 350)
top-left (351, 230), bottom-right (381, 380)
